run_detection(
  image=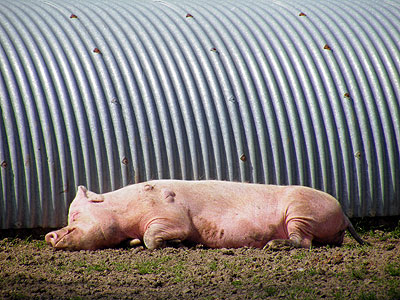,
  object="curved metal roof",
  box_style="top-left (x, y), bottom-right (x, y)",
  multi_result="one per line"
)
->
top-left (0, 0), bottom-right (399, 227)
